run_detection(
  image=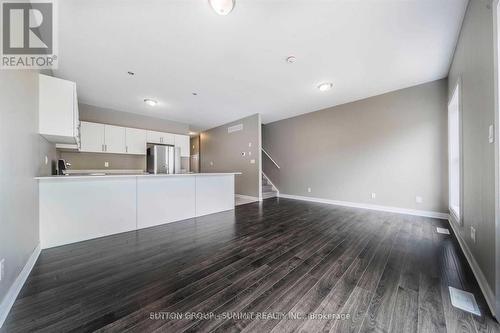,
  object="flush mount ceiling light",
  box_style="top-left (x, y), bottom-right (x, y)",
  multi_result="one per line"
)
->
top-left (209, 0), bottom-right (235, 16)
top-left (143, 98), bottom-right (158, 106)
top-left (286, 56), bottom-right (296, 63)
top-left (318, 82), bottom-right (333, 92)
